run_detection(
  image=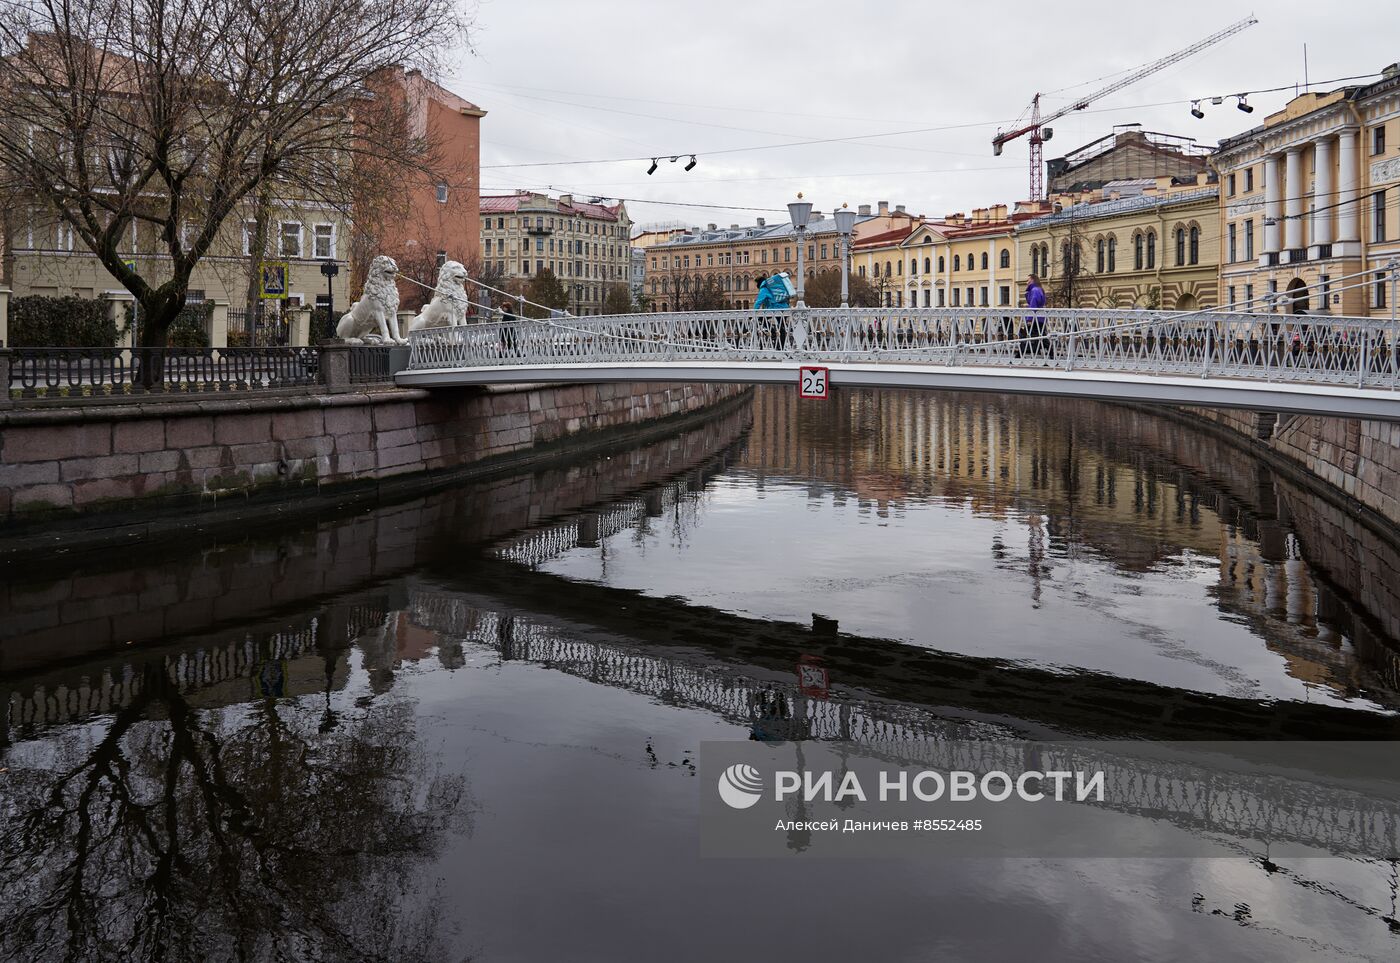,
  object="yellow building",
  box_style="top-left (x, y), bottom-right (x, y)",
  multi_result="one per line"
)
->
top-left (852, 206), bottom-right (1031, 309)
top-left (1014, 175), bottom-right (1220, 310)
top-left (1212, 63), bottom-right (1400, 317)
